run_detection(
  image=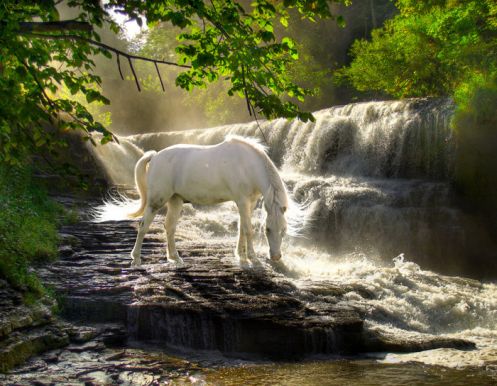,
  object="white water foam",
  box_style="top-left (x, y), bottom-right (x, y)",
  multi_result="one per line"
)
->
top-left (164, 202), bottom-right (497, 369)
